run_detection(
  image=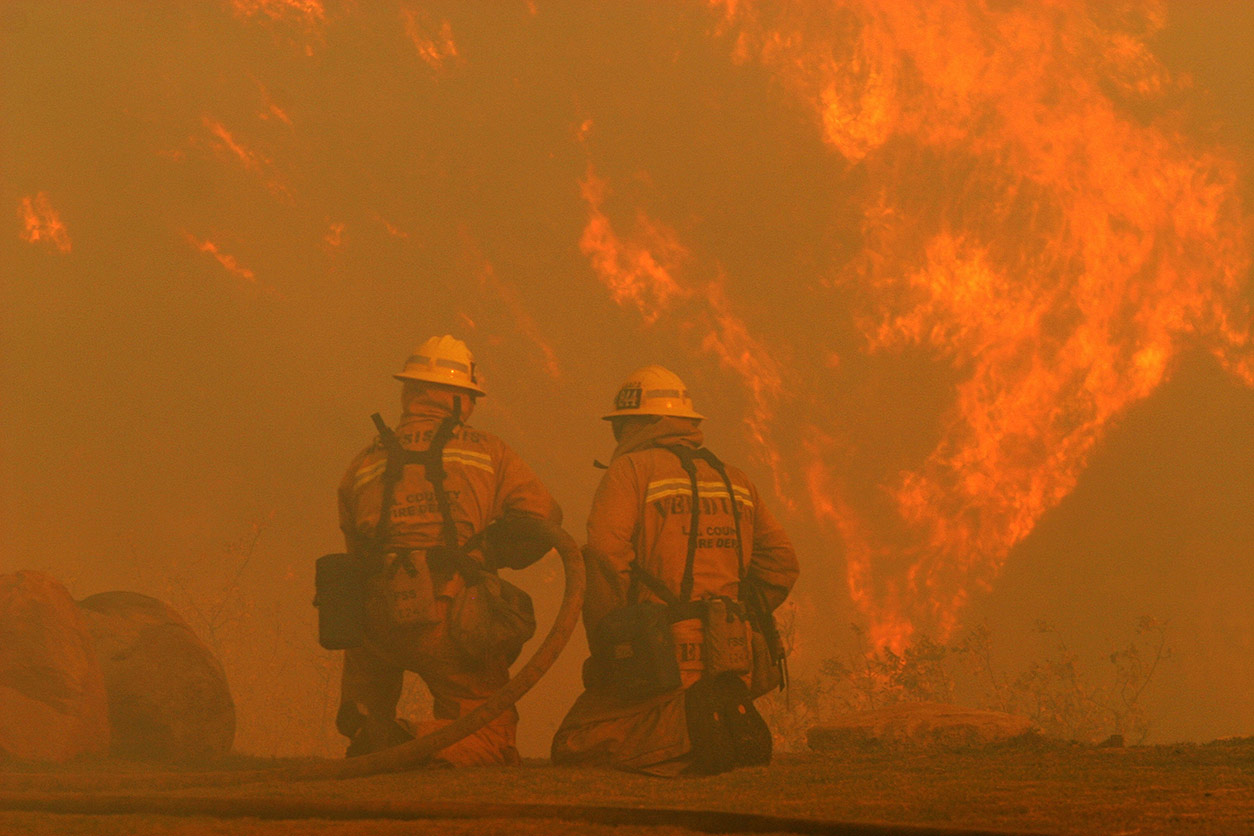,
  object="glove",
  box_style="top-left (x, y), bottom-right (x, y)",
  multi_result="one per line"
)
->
top-left (482, 515), bottom-right (558, 571)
